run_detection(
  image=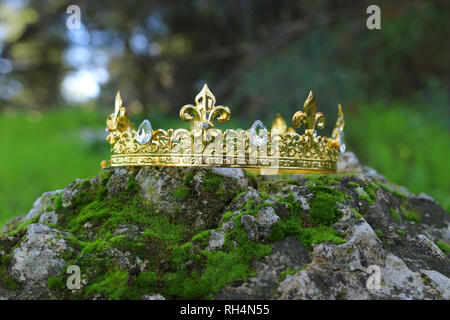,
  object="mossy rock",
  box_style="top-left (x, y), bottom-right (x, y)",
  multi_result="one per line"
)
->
top-left (1, 153), bottom-right (449, 300)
